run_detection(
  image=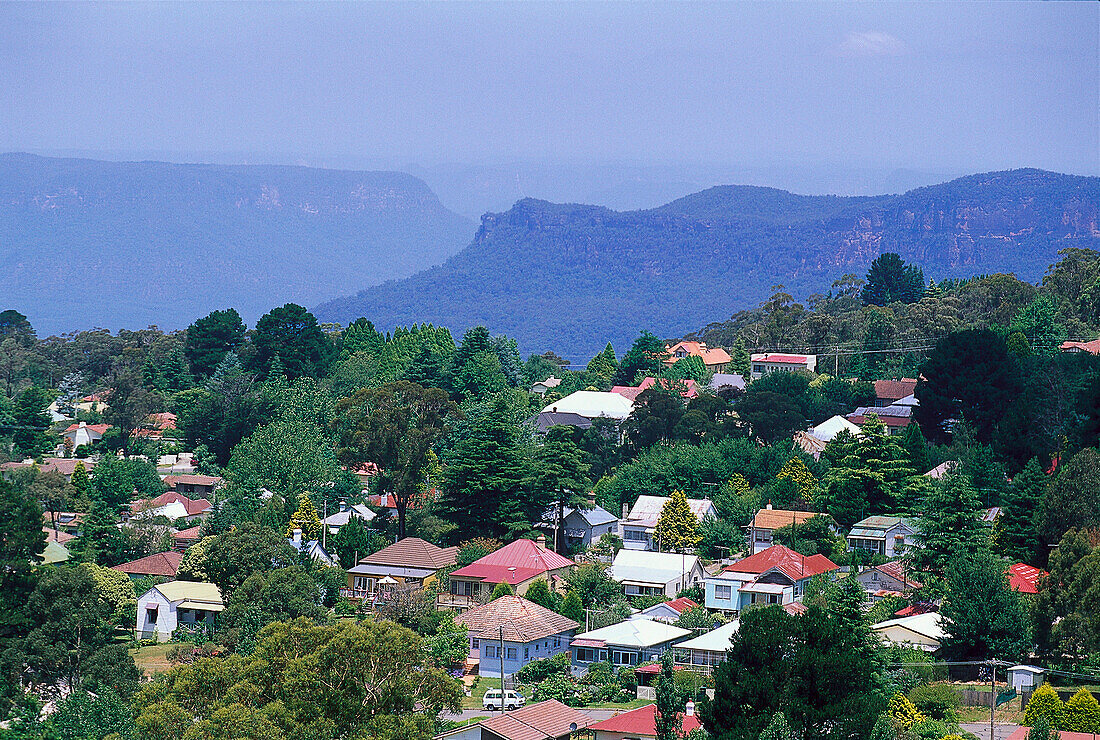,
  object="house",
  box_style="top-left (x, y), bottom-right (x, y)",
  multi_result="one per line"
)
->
top-left (620, 495), bottom-right (718, 551)
top-left (40, 527), bottom-right (73, 564)
top-left (288, 528), bottom-right (339, 567)
top-left (674, 618), bottom-right (739, 669)
top-left (112, 550), bottom-right (184, 580)
top-left (321, 502), bottom-right (376, 535)
top-left (611, 550), bottom-right (706, 598)
top-left (1007, 562), bottom-right (1047, 594)
top-left (132, 412), bottom-right (178, 441)
top-left (809, 415), bottom-right (861, 442)
top-left (847, 516), bottom-right (917, 558)
top-left (709, 373), bottom-right (746, 393)
top-left (874, 379), bottom-right (918, 407)
top-left (854, 560), bottom-right (923, 597)
top-left (444, 537), bottom-right (575, 611)
top-left (129, 491), bottom-right (213, 522)
top-left (705, 545), bottom-right (839, 613)
top-left (665, 341), bottom-right (732, 373)
top-left (871, 612), bottom-right (946, 652)
top-left (345, 537), bottom-right (458, 600)
top-left (531, 376), bottom-right (564, 395)
top-left (135, 581), bottom-right (224, 642)
top-left (538, 499), bottom-right (619, 552)
top-left (746, 505), bottom-right (835, 554)
top-left (571, 618), bottom-right (691, 673)
top-left (612, 376), bottom-right (698, 402)
top-left (540, 391), bottom-right (634, 421)
top-left (847, 403), bottom-right (914, 434)
top-left (60, 421), bottom-right (112, 450)
top-left (157, 452), bottom-right (196, 475)
top-left (589, 702), bottom-right (701, 740)
top-left (173, 525), bottom-right (202, 551)
top-left (2, 457), bottom-right (97, 483)
top-left (750, 353), bottom-right (816, 380)
top-left (435, 700), bottom-right (590, 740)
top-left (923, 461), bottom-right (958, 479)
top-left (631, 597), bottom-right (699, 623)
top-left (41, 511), bottom-right (87, 536)
top-left (163, 474), bottom-right (223, 499)
top-left (455, 595), bottom-right (579, 678)
top-left (1059, 339), bottom-right (1100, 356)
